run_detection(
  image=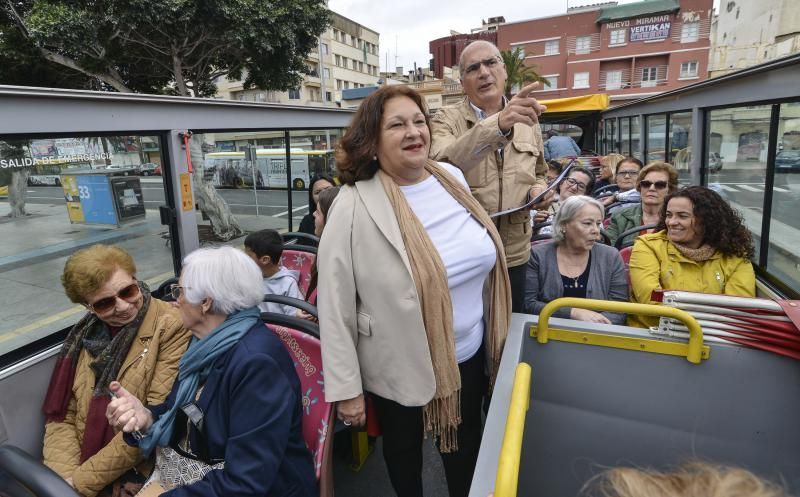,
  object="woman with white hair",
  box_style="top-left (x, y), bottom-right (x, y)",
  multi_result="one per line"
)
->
top-left (524, 195), bottom-right (629, 325)
top-left (105, 246), bottom-right (316, 497)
